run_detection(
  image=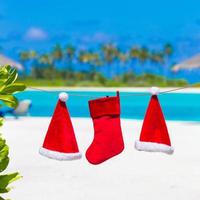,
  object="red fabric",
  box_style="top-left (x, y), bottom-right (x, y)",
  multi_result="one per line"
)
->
top-left (89, 96), bottom-right (120, 118)
top-left (86, 93), bottom-right (124, 165)
top-left (42, 100), bottom-right (80, 153)
top-left (140, 95), bottom-right (171, 146)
